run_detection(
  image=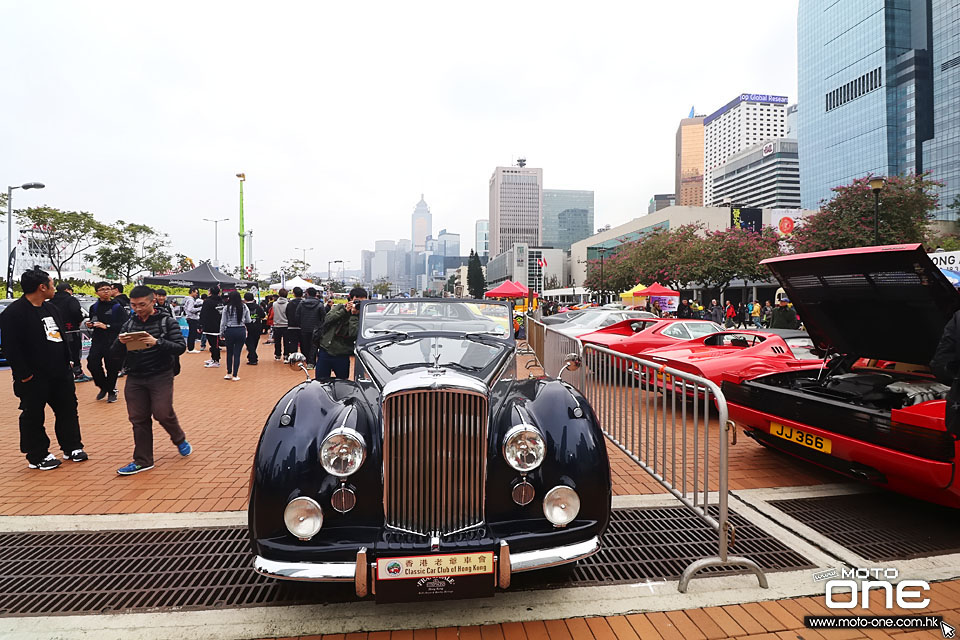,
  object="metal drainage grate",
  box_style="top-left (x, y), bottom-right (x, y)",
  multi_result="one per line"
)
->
top-left (512, 505), bottom-right (812, 590)
top-left (0, 506), bottom-right (810, 617)
top-left (770, 493), bottom-right (960, 562)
